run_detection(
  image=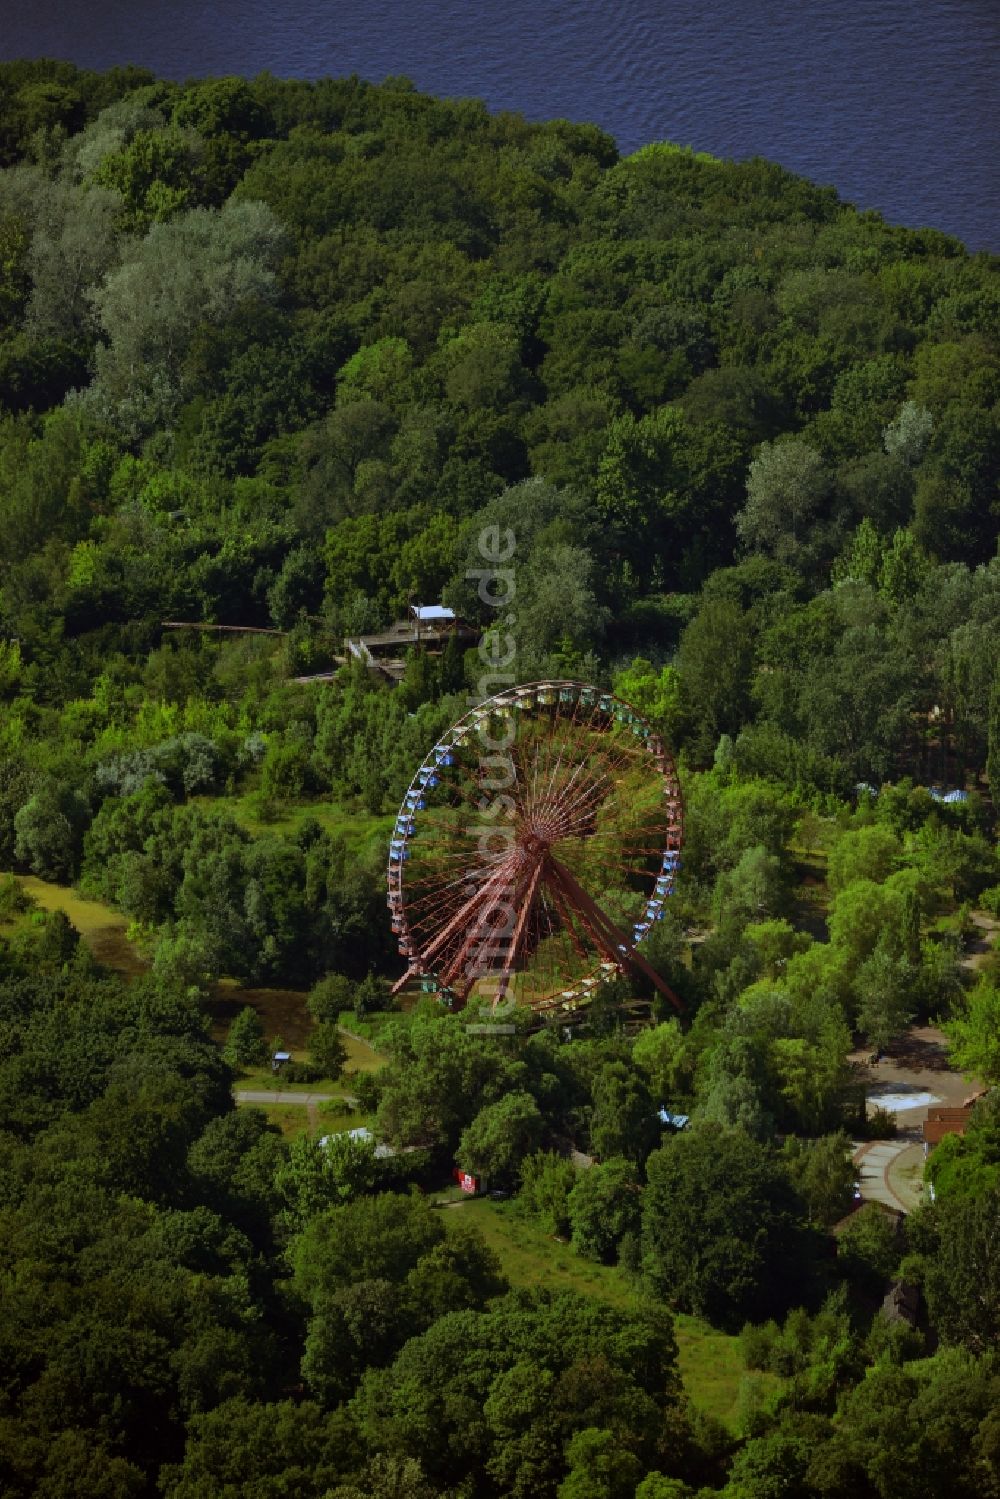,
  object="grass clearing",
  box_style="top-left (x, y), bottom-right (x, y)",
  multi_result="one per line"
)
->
top-left (1, 873), bottom-right (146, 973)
top-left (209, 988), bottom-right (387, 1071)
top-left (338, 1029), bottom-right (388, 1073)
top-left (209, 980), bottom-right (314, 1050)
top-left (211, 792), bottom-right (394, 858)
top-left (253, 1103), bottom-right (316, 1140)
top-left (317, 1101), bottom-right (372, 1131)
top-left (233, 1066), bottom-right (328, 1092)
top-left (238, 1095), bottom-right (371, 1138)
top-left (440, 1197), bottom-right (779, 1429)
